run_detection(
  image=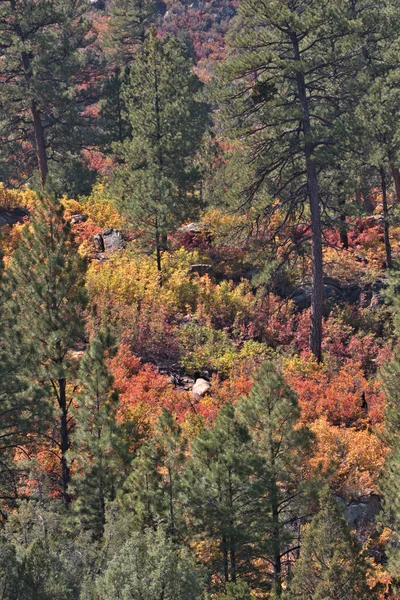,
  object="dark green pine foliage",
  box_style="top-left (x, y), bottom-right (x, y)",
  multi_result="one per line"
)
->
top-left (98, 67), bottom-right (131, 151)
top-left (182, 403), bottom-right (266, 591)
top-left (237, 362), bottom-right (313, 597)
top-left (107, 0), bottom-right (157, 65)
top-left (0, 246), bottom-right (44, 508)
top-left (0, 0), bottom-right (99, 189)
top-left (99, 0), bottom-right (157, 150)
top-left (380, 270), bottom-right (400, 587)
top-left (286, 490), bottom-right (374, 600)
top-left (219, 0), bottom-right (366, 361)
top-left (350, 2), bottom-right (400, 269)
top-left (70, 329), bottom-right (125, 539)
top-left (4, 191), bottom-right (87, 504)
top-left (112, 28), bottom-right (209, 271)
top-left (116, 408), bottom-right (186, 538)
top-left (94, 528), bottom-right (203, 600)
